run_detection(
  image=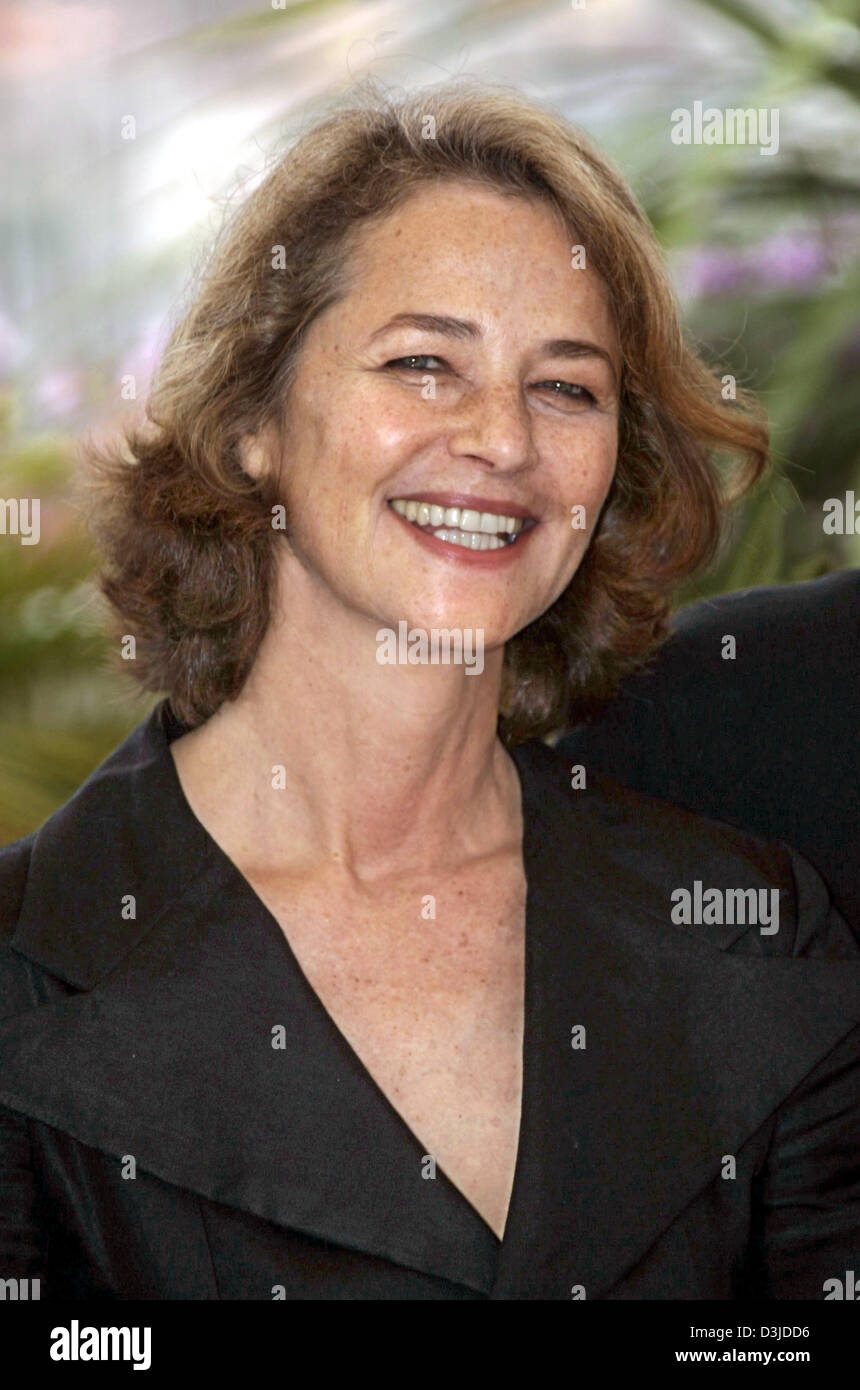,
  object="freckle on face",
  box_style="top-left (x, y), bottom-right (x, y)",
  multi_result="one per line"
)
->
top-left (276, 181), bottom-right (620, 641)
